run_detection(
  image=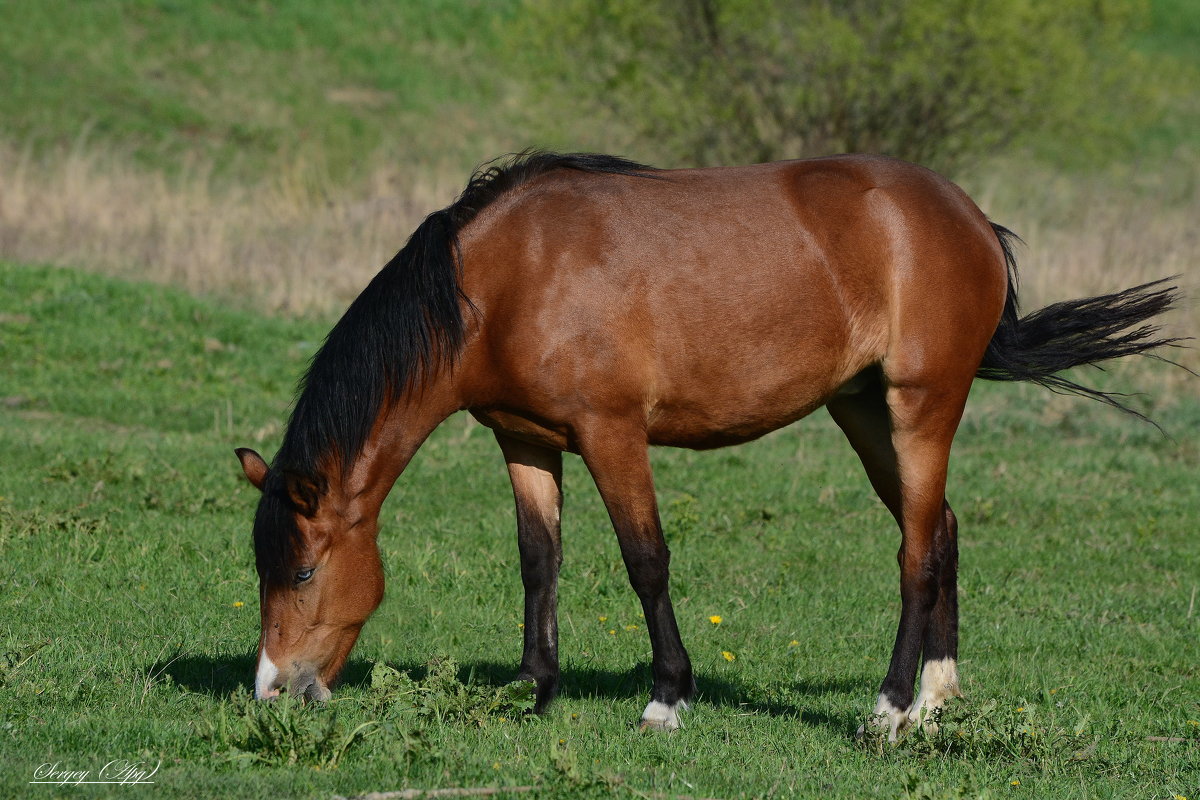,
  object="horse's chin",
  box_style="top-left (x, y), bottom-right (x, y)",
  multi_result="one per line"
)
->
top-left (293, 675), bottom-right (332, 702)
top-left (256, 671), bottom-right (331, 703)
